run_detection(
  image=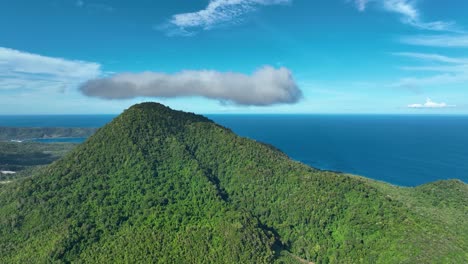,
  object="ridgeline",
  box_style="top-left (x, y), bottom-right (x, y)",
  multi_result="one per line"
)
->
top-left (0, 103), bottom-right (466, 263)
